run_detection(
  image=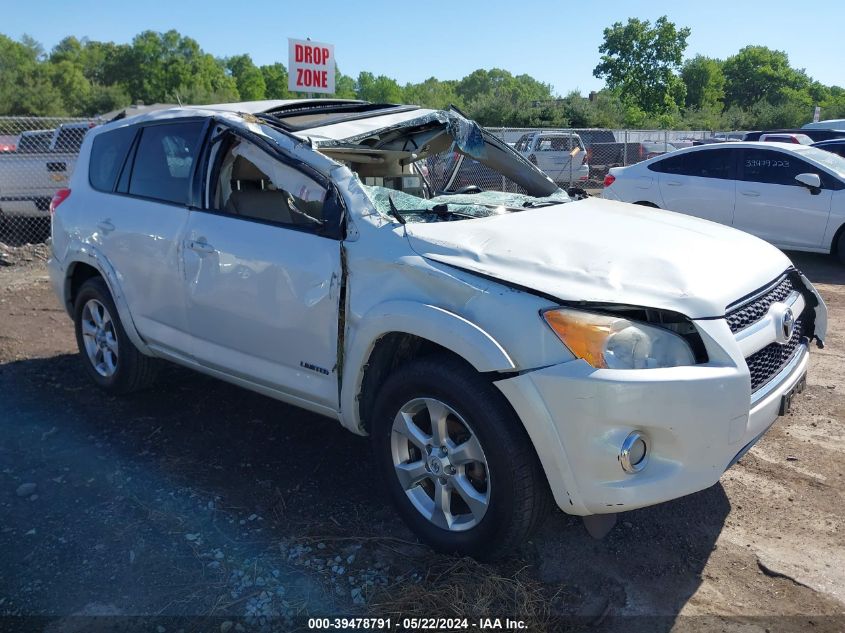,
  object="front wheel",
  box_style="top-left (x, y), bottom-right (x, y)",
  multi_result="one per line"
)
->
top-left (371, 355), bottom-right (552, 558)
